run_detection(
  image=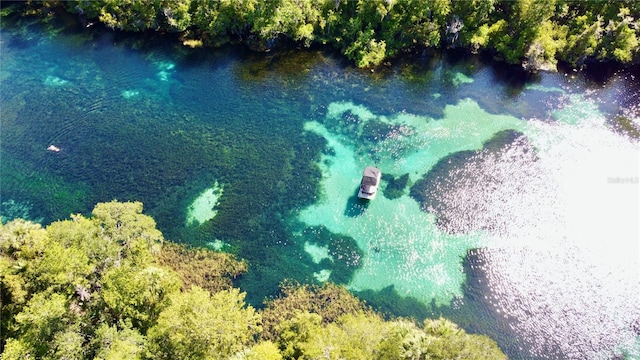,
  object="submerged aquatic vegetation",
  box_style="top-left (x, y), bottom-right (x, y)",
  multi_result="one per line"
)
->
top-left (0, 200), bottom-right (42, 224)
top-left (300, 226), bottom-right (363, 285)
top-left (381, 173), bottom-right (410, 200)
top-left (410, 130), bottom-right (537, 234)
